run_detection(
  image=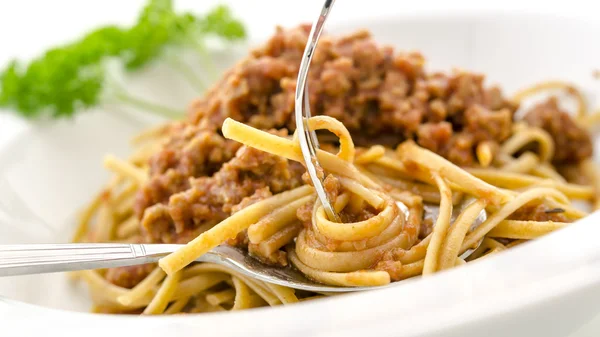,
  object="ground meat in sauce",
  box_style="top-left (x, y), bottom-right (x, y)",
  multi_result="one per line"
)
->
top-left (186, 25), bottom-right (518, 164)
top-left (226, 187), bottom-right (273, 247)
top-left (419, 218), bottom-right (434, 238)
top-left (142, 142), bottom-right (304, 243)
top-left (134, 126), bottom-right (241, 220)
top-left (558, 163), bottom-right (590, 185)
top-left (523, 97), bottom-right (593, 164)
top-left (135, 26), bottom-right (591, 239)
top-left (322, 174), bottom-right (377, 224)
top-left (509, 203), bottom-right (569, 222)
top-left (105, 263), bottom-right (155, 289)
top-left (296, 198), bottom-right (315, 228)
top-left (374, 260), bottom-right (403, 281)
top-left (123, 25), bottom-right (591, 288)
top-left (148, 123), bottom-right (240, 177)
